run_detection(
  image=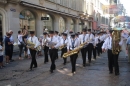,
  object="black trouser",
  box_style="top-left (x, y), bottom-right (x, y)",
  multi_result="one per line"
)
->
top-left (81, 47), bottom-right (87, 66)
top-left (108, 49), bottom-right (119, 74)
top-left (18, 44), bottom-right (23, 57)
top-left (49, 49), bottom-right (57, 71)
top-left (9, 45), bottom-right (14, 60)
top-left (61, 47), bottom-right (67, 64)
top-left (96, 43), bottom-right (100, 56)
top-left (56, 49), bottom-right (58, 59)
top-left (70, 53), bottom-right (78, 73)
top-left (44, 46), bottom-right (49, 63)
top-left (87, 43), bottom-right (93, 63)
top-left (99, 41), bottom-right (104, 54)
top-left (30, 49), bottom-right (37, 69)
top-left (93, 47), bottom-right (96, 59)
